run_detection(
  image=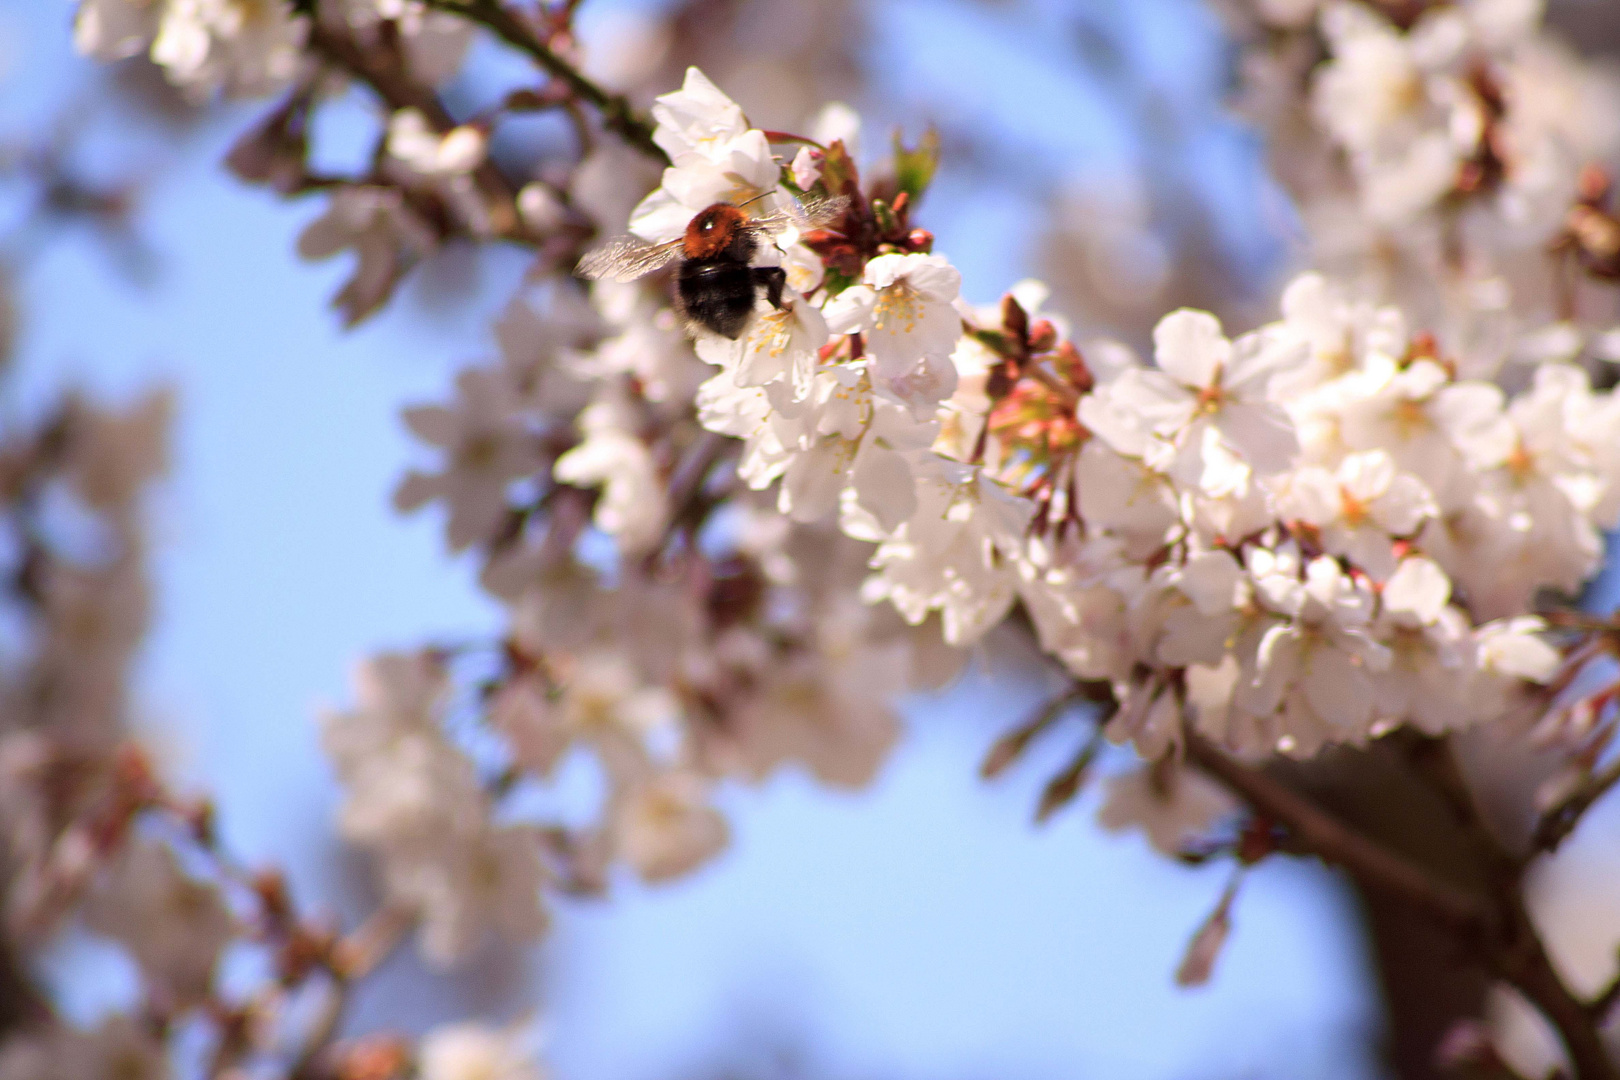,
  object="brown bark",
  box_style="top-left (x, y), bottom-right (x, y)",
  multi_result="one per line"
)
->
top-left (1273, 741), bottom-right (1496, 1080)
top-left (1188, 732), bottom-right (1618, 1080)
